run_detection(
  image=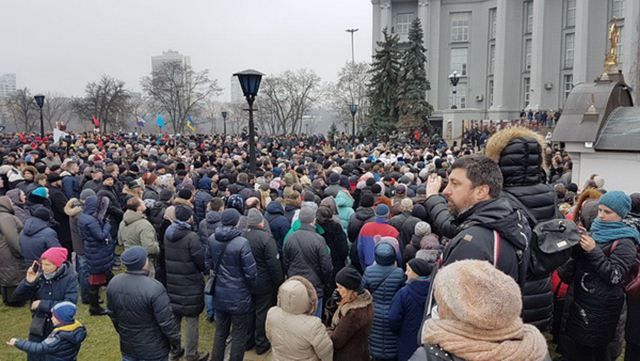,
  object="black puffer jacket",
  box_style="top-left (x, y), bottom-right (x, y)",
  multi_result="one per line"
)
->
top-left (164, 221), bottom-right (205, 317)
top-left (244, 225), bottom-right (283, 295)
top-left (107, 270), bottom-right (181, 360)
top-left (484, 128), bottom-right (558, 331)
top-left (283, 224), bottom-right (333, 298)
top-left (318, 220), bottom-right (349, 280)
